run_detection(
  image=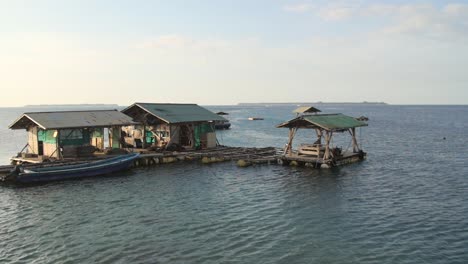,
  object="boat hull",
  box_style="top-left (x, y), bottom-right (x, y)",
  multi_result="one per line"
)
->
top-left (214, 122), bottom-right (231, 129)
top-left (15, 153), bottom-right (140, 183)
